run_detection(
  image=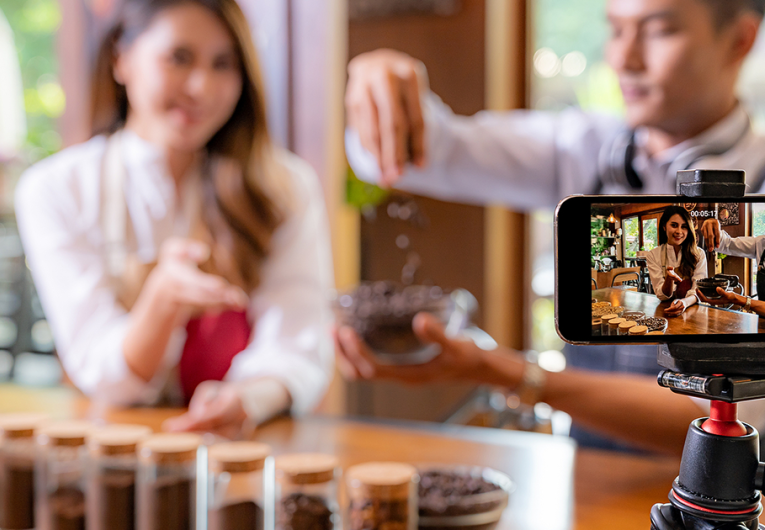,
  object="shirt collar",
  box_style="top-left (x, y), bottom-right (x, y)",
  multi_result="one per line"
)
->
top-left (633, 104), bottom-right (751, 169)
